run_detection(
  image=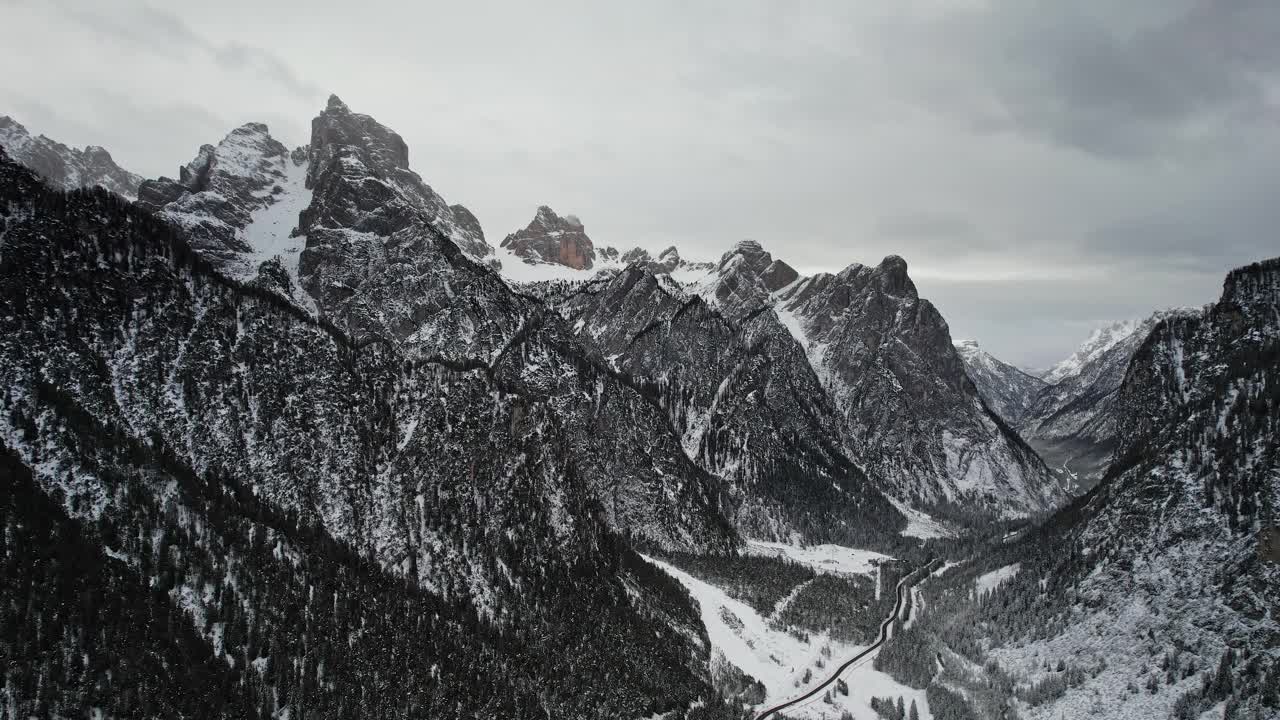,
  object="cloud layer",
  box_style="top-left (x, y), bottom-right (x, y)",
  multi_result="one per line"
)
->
top-left (2, 0), bottom-right (1276, 366)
